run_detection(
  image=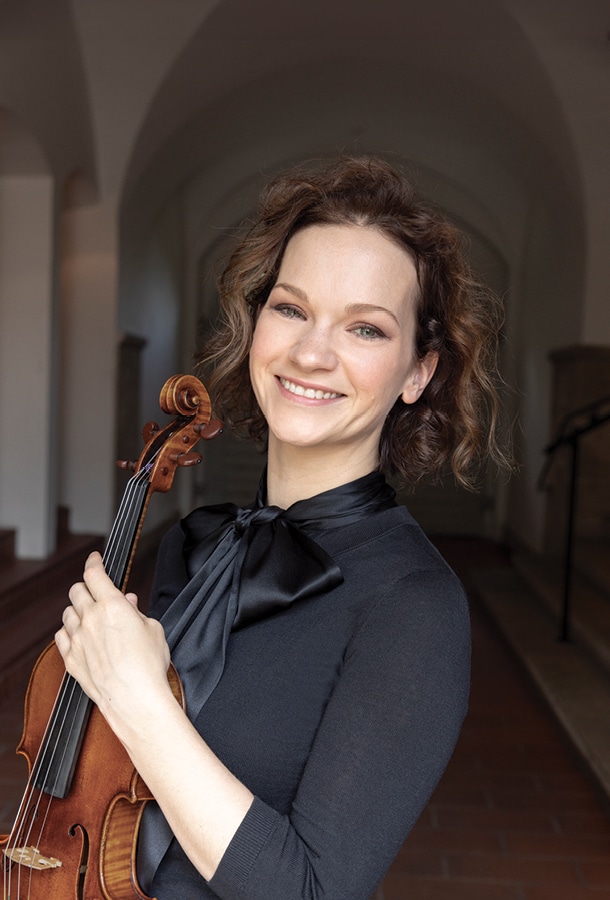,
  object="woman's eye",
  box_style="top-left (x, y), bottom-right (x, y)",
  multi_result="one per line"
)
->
top-left (273, 303), bottom-right (305, 320)
top-left (351, 324), bottom-right (386, 340)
